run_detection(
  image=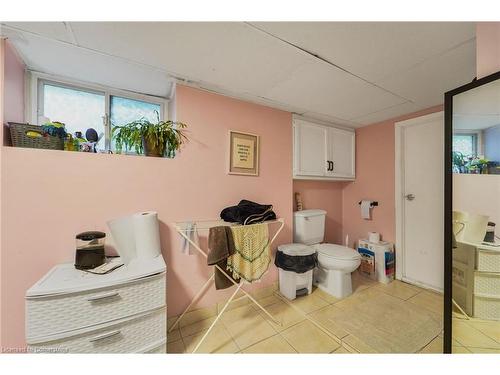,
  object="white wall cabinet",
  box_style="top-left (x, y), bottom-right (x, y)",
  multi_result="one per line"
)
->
top-left (293, 119), bottom-right (355, 181)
